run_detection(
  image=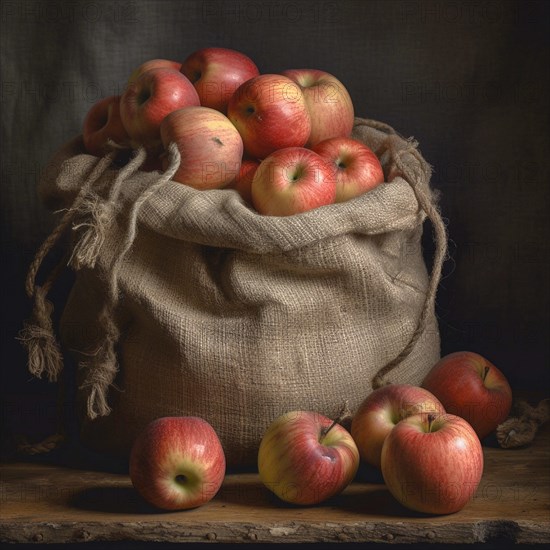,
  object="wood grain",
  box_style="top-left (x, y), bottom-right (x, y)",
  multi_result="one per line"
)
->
top-left (1, 424), bottom-right (549, 544)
